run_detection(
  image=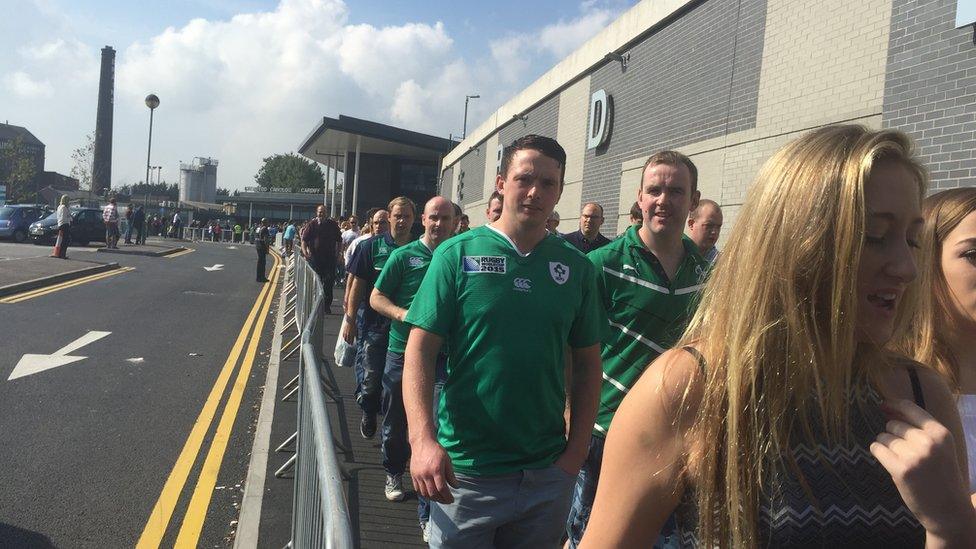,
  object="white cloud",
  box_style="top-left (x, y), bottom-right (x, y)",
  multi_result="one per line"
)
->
top-left (537, 8), bottom-right (615, 58)
top-left (3, 71), bottom-right (54, 98)
top-left (3, 0), bottom-right (626, 191)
